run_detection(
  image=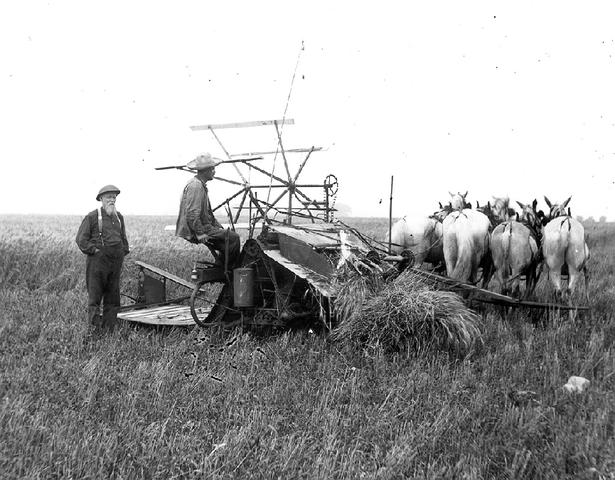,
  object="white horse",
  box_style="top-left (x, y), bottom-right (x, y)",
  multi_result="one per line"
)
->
top-left (442, 208), bottom-right (492, 285)
top-left (542, 197), bottom-right (590, 302)
top-left (389, 214), bottom-right (445, 270)
top-left (490, 200), bottom-right (542, 299)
